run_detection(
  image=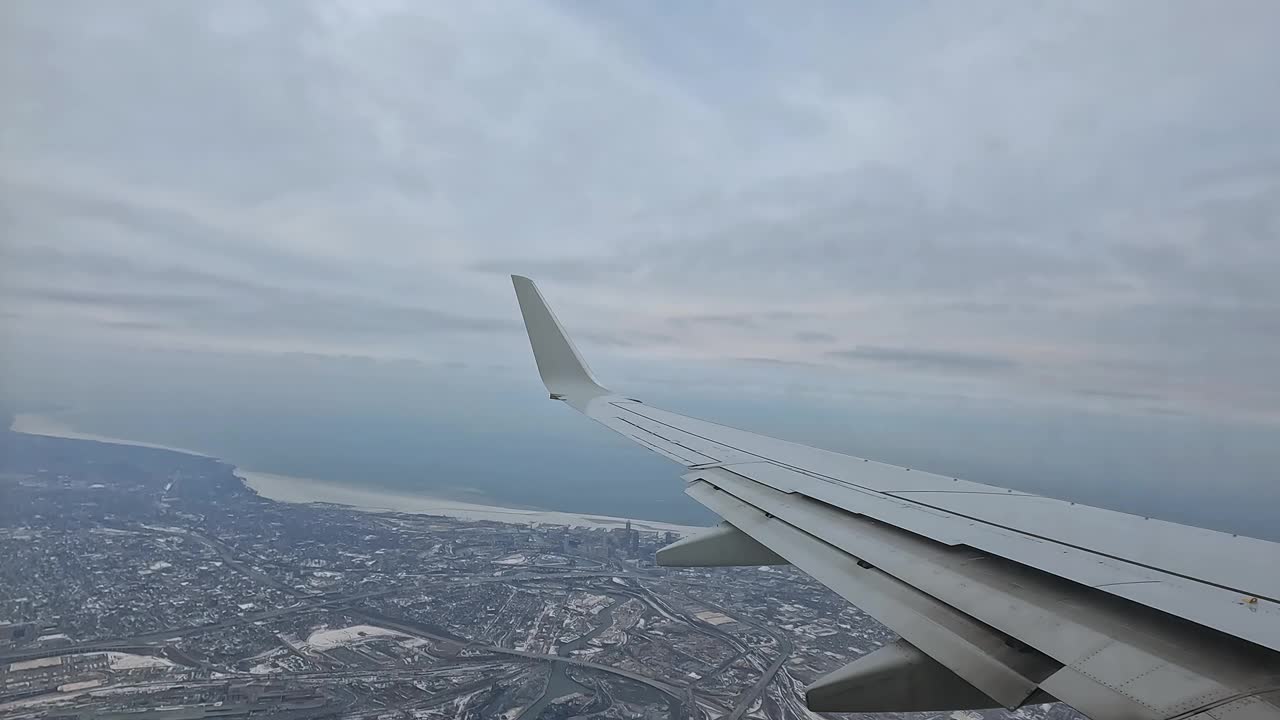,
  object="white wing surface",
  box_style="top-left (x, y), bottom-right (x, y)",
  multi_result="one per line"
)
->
top-left (511, 275), bottom-right (1280, 718)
